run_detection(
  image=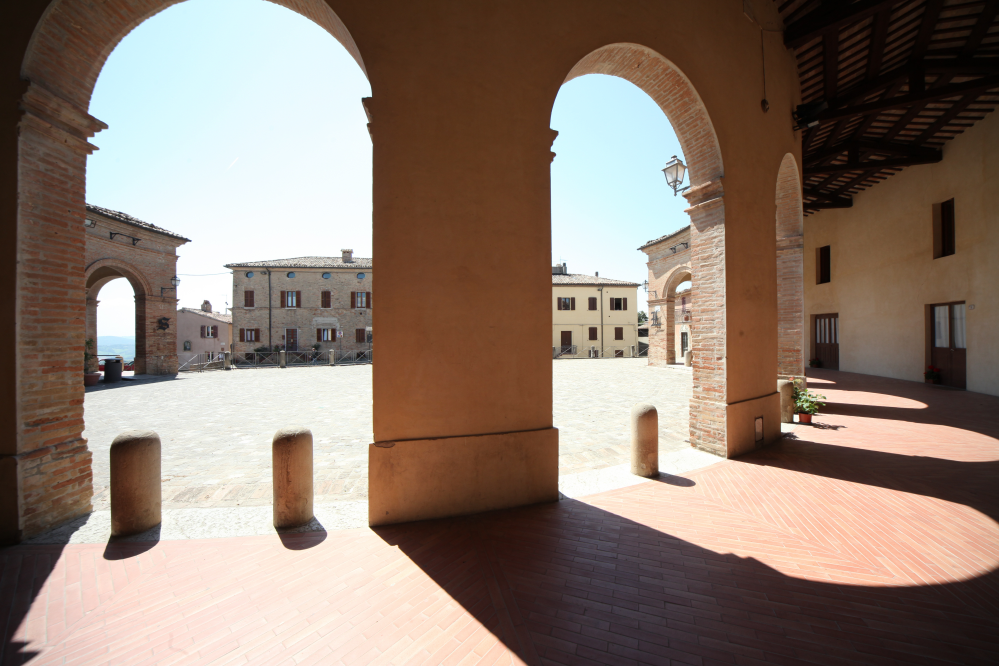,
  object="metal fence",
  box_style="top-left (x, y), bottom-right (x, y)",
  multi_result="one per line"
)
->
top-left (553, 345), bottom-right (643, 359)
top-left (179, 352), bottom-right (226, 372)
top-left (332, 349), bottom-right (372, 365)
